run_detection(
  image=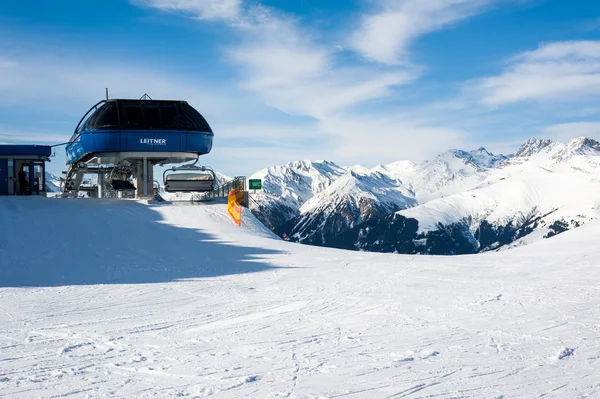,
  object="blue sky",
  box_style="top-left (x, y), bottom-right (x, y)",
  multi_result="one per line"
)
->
top-left (1, 0), bottom-right (600, 177)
